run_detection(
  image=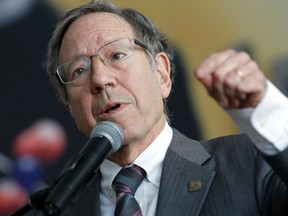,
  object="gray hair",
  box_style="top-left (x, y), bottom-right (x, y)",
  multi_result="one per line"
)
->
top-left (47, 0), bottom-right (175, 115)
